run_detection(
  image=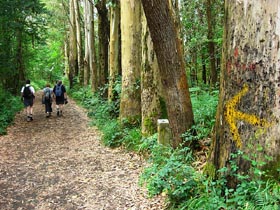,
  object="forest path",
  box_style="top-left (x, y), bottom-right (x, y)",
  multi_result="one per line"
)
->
top-left (0, 92), bottom-right (164, 210)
